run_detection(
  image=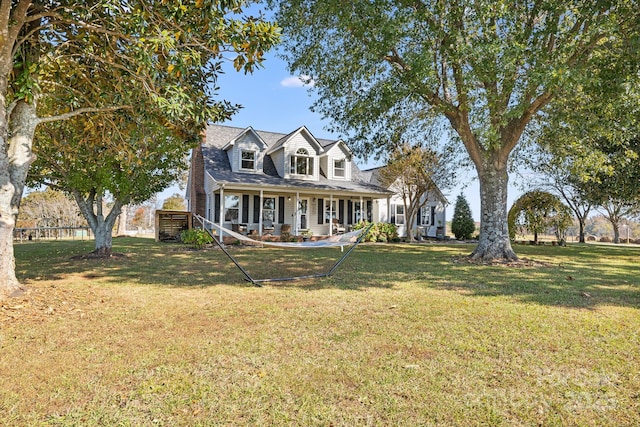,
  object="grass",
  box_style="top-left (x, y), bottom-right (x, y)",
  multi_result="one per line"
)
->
top-left (1, 237), bottom-right (639, 426)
